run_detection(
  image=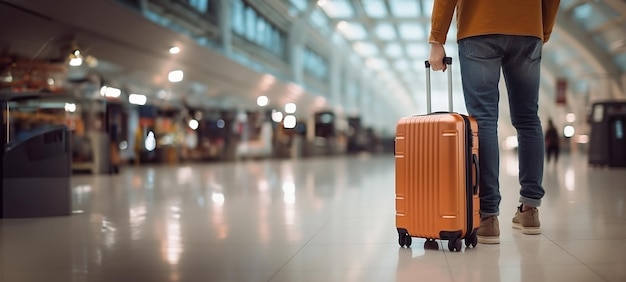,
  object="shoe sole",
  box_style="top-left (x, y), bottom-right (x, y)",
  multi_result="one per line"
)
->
top-left (477, 235), bottom-right (500, 244)
top-left (512, 222), bottom-right (541, 235)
